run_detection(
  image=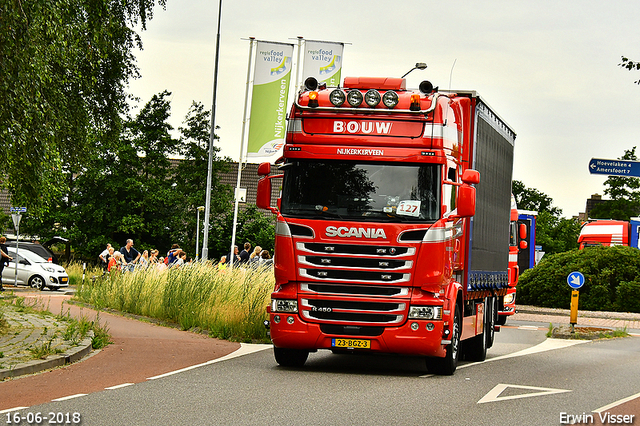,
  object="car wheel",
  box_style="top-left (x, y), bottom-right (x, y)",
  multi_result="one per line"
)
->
top-left (29, 275), bottom-right (46, 291)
